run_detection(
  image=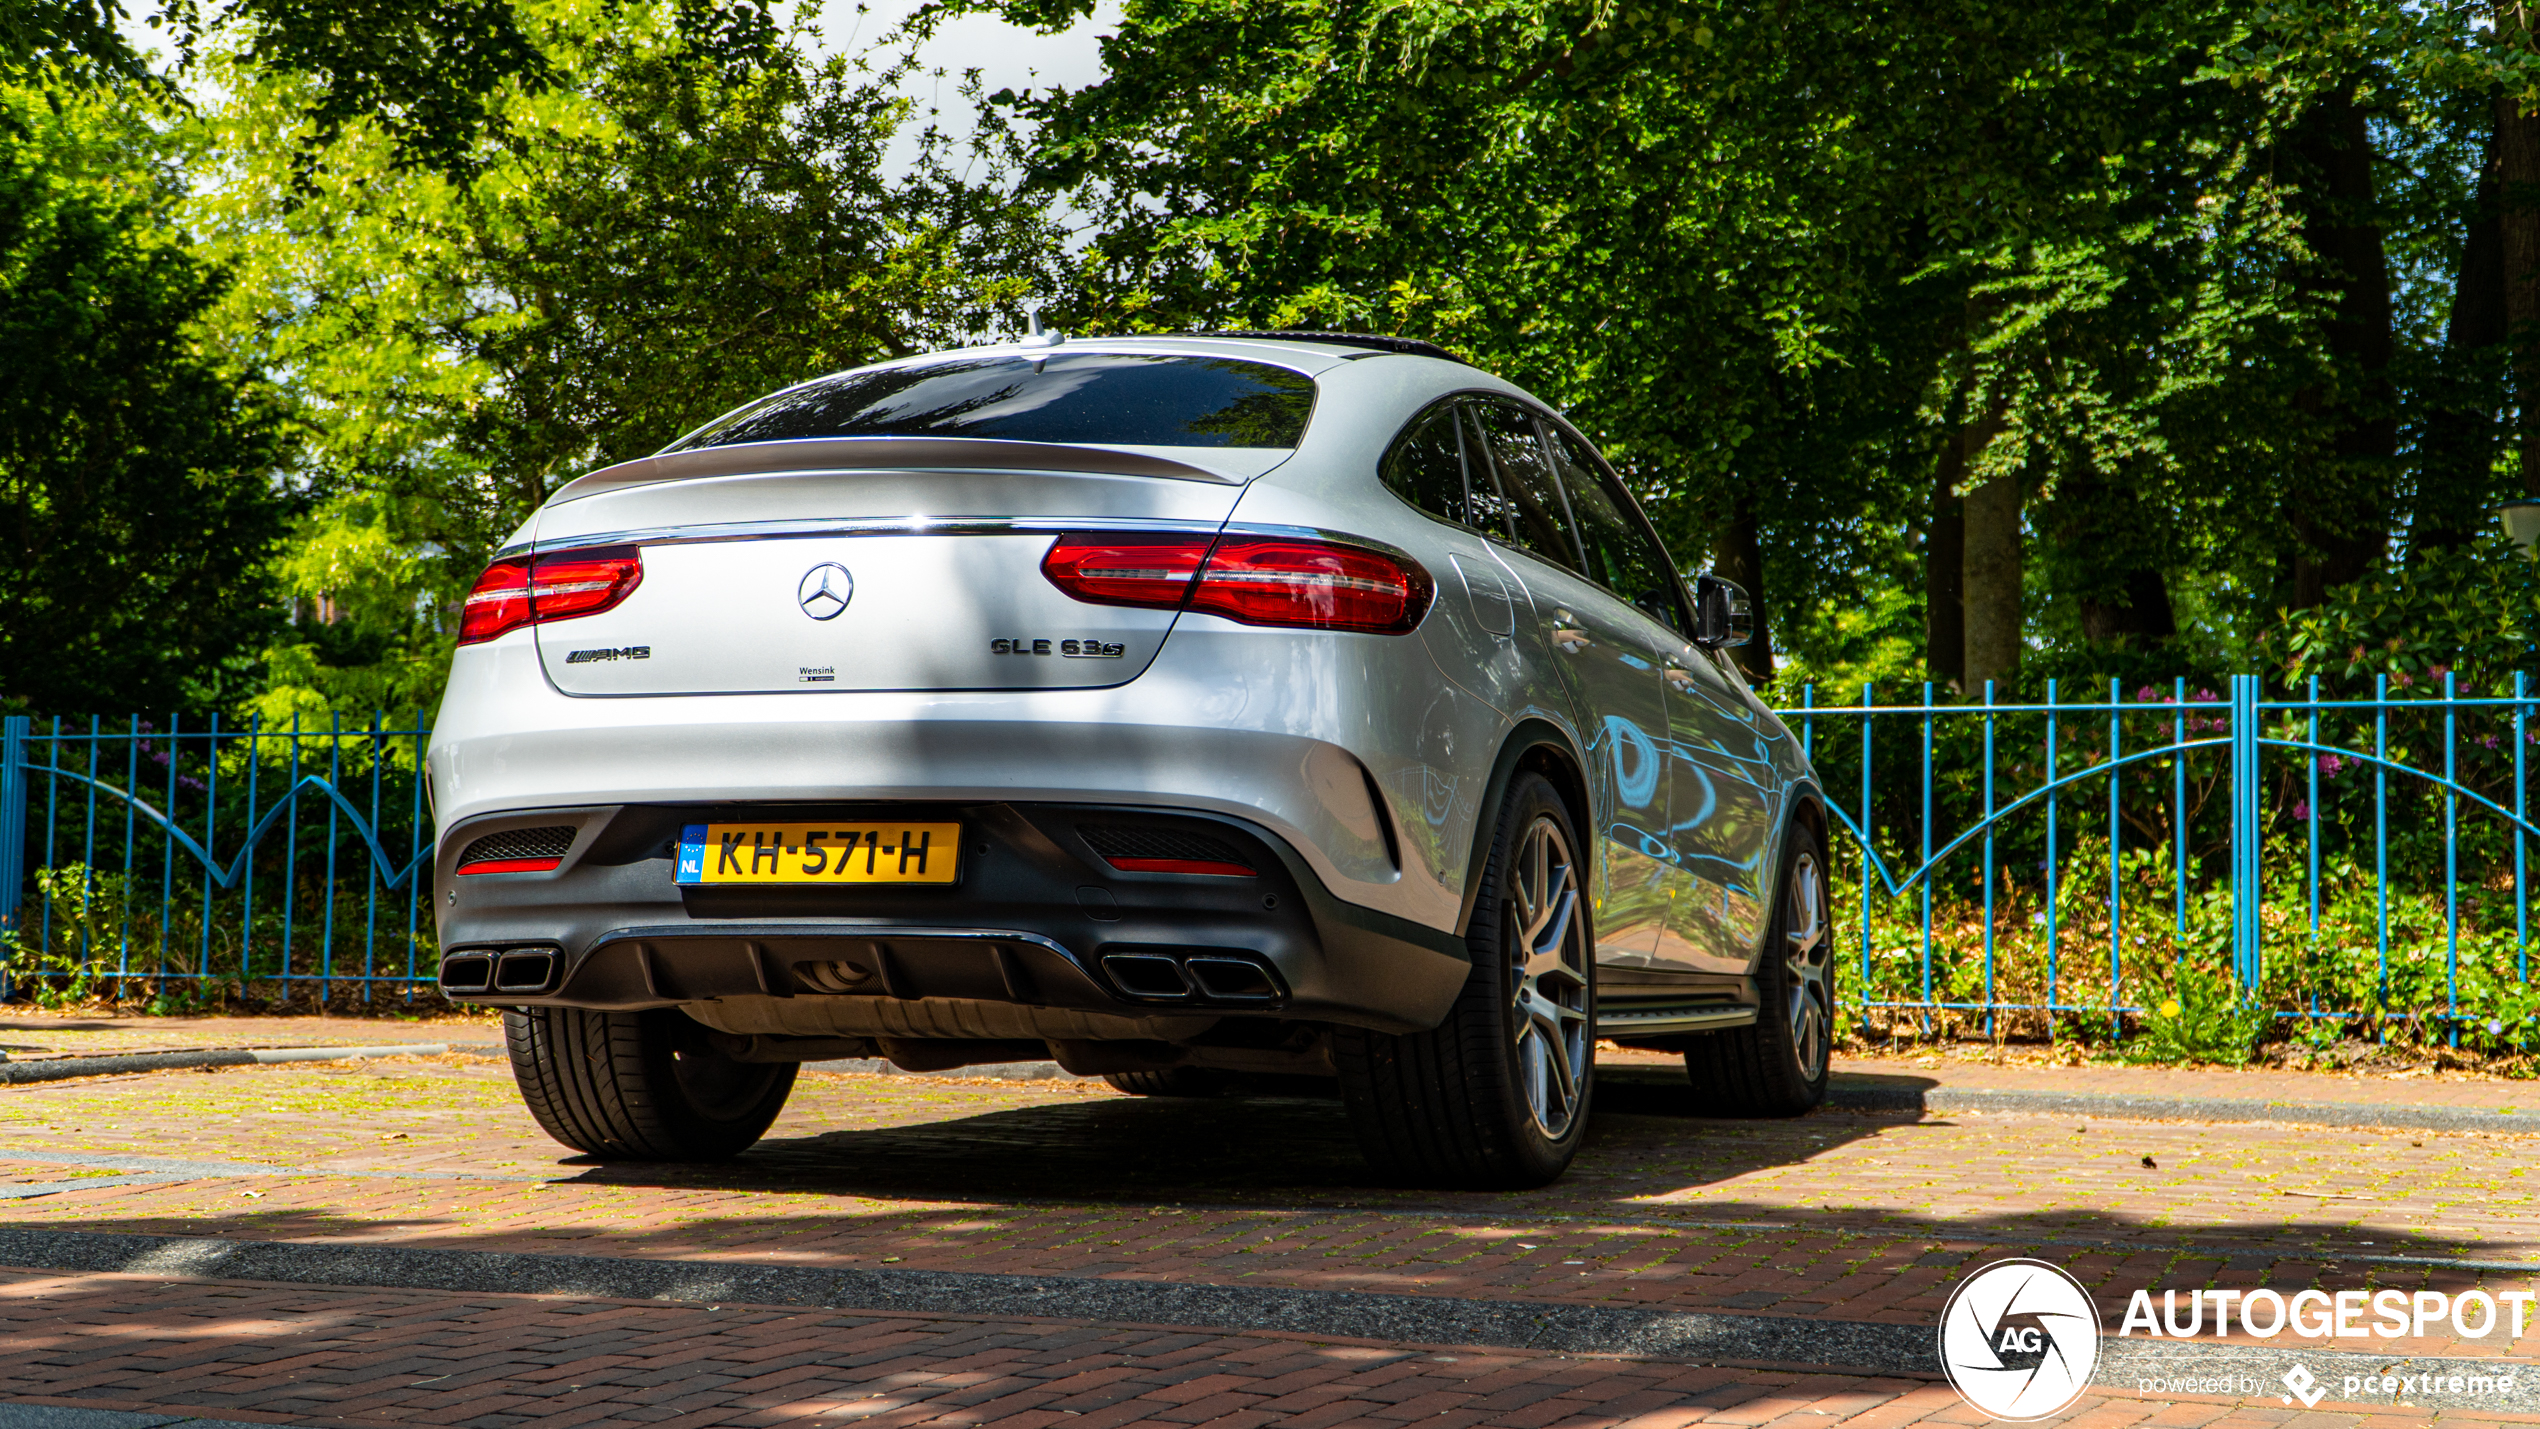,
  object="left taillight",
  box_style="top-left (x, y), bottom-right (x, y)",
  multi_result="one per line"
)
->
top-left (1041, 532), bottom-right (1431, 635)
top-left (457, 547), bottom-right (643, 646)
